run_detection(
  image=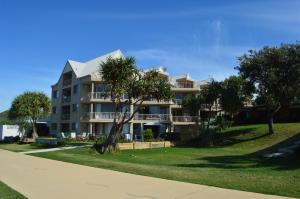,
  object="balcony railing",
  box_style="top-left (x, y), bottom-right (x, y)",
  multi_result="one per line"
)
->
top-left (88, 92), bottom-right (128, 100)
top-left (81, 112), bottom-right (170, 122)
top-left (173, 116), bottom-right (197, 122)
top-left (62, 96), bottom-right (71, 103)
top-left (61, 114), bottom-right (70, 120)
top-left (174, 82), bottom-right (195, 88)
top-left (134, 114), bottom-right (170, 122)
top-left (173, 99), bottom-right (182, 105)
top-left (63, 79), bottom-right (72, 87)
top-left (82, 112), bottom-right (129, 120)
